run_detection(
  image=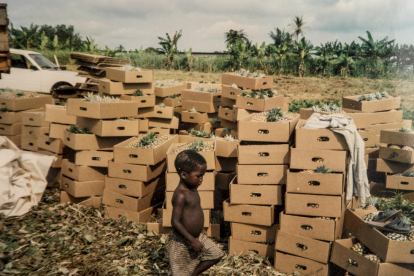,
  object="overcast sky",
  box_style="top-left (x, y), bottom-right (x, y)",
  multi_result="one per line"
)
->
top-left (5, 0), bottom-right (414, 52)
